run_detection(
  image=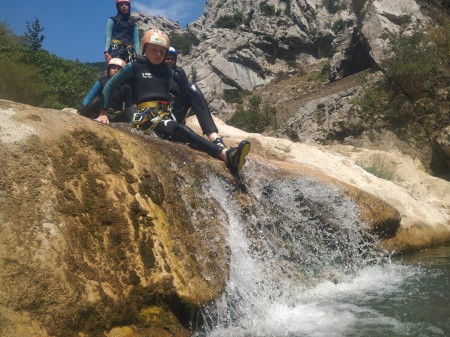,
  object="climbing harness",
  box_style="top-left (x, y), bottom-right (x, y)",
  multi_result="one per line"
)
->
top-left (110, 39), bottom-right (136, 63)
top-left (131, 101), bottom-right (173, 133)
